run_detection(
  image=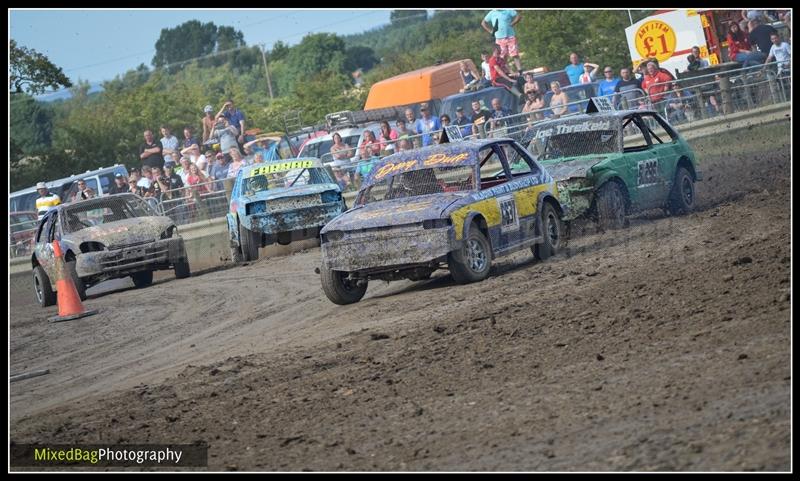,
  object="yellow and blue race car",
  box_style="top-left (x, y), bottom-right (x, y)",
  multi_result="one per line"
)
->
top-left (319, 139), bottom-right (567, 304)
top-left (227, 158), bottom-right (347, 262)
